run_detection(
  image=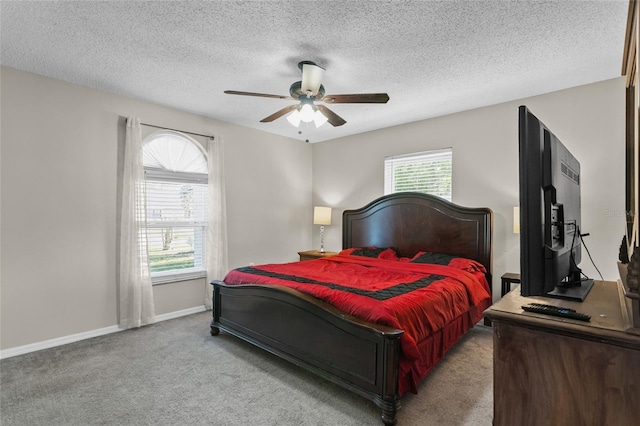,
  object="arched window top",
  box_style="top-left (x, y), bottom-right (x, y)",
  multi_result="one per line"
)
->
top-left (143, 130), bottom-right (207, 174)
